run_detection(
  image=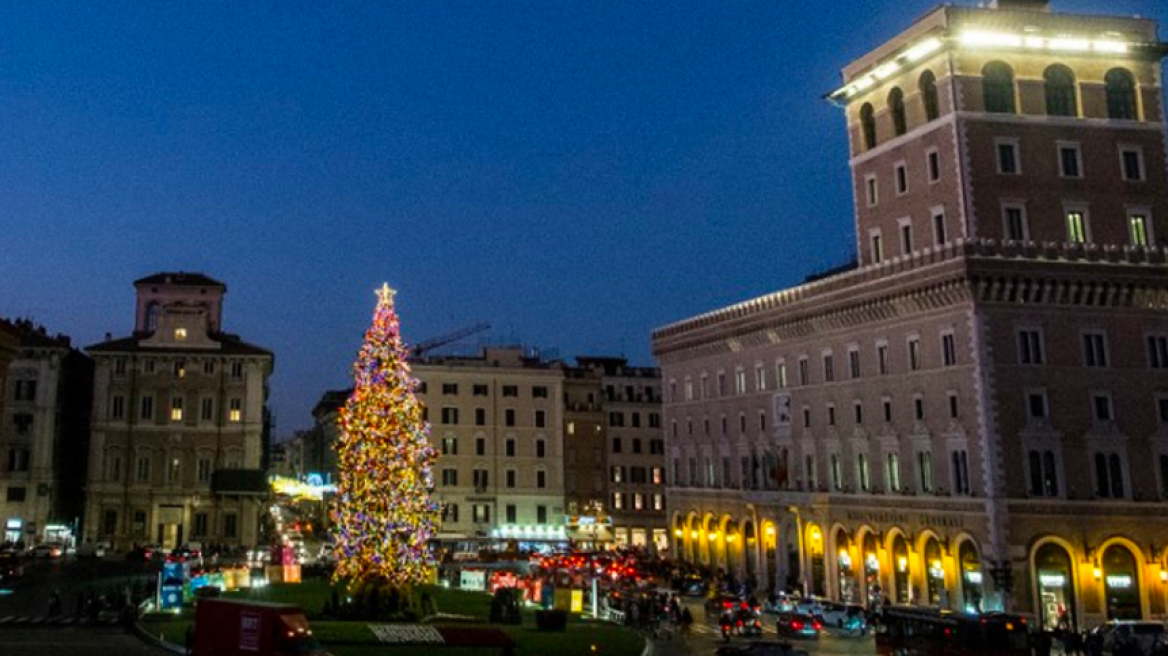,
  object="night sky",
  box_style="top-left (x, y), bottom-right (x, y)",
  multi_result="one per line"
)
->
top-left (2, 1), bottom-right (1165, 433)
